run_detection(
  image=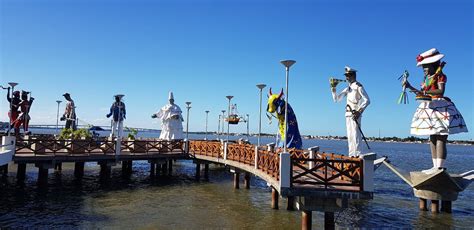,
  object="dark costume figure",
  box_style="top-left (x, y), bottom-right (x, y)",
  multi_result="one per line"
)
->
top-left (267, 88), bottom-right (302, 149)
top-left (60, 93), bottom-right (77, 130)
top-left (17, 91), bottom-right (34, 134)
top-left (106, 95), bottom-right (126, 138)
top-left (6, 89), bottom-right (21, 135)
